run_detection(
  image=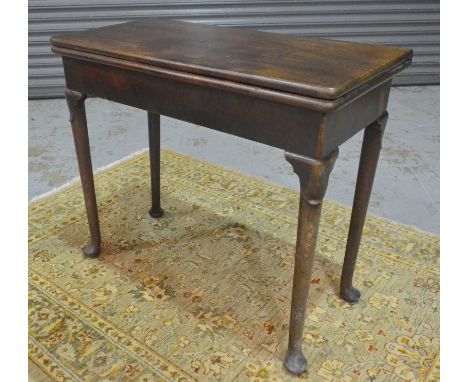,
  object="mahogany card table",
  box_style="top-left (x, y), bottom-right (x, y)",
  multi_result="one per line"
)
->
top-left (51, 19), bottom-right (412, 375)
